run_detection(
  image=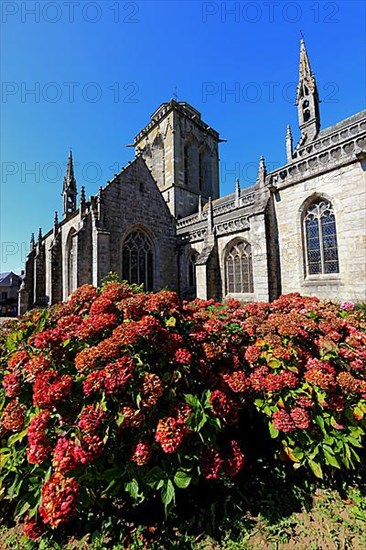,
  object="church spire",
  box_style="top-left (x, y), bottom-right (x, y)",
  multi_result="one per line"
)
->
top-left (62, 149), bottom-right (78, 218)
top-left (296, 38), bottom-right (320, 143)
top-left (256, 156), bottom-right (267, 186)
top-left (286, 124), bottom-right (293, 162)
